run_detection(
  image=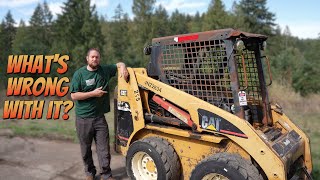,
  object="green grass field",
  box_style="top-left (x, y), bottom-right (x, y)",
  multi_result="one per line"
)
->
top-left (0, 101), bottom-right (115, 143)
